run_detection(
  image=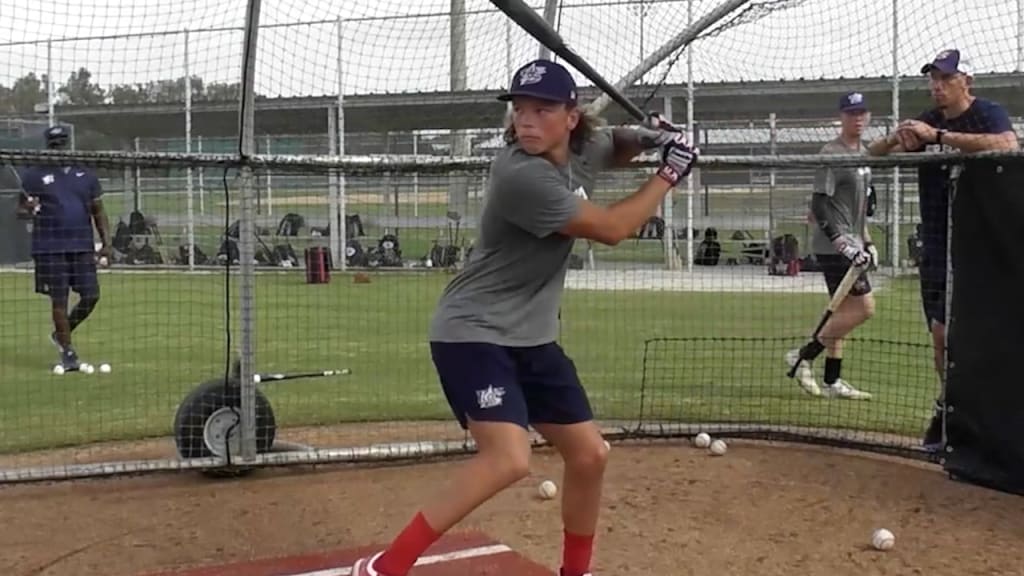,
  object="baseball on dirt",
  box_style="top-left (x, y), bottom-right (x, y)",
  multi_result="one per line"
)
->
top-left (694, 432), bottom-right (711, 448)
top-left (872, 528), bottom-right (895, 551)
top-left (709, 439), bottom-right (728, 456)
top-left (538, 480), bottom-right (558, 500)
